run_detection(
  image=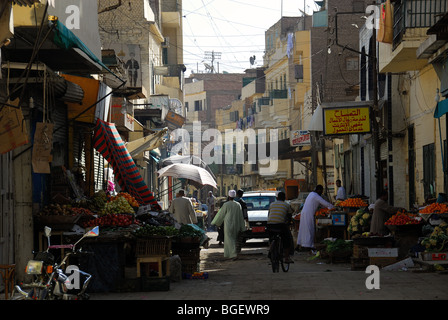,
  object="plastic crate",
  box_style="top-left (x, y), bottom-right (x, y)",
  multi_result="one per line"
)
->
top-left (332, 214), bottom-right (346, 226)
top-left (135, 236), bottom-right (172, 257)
